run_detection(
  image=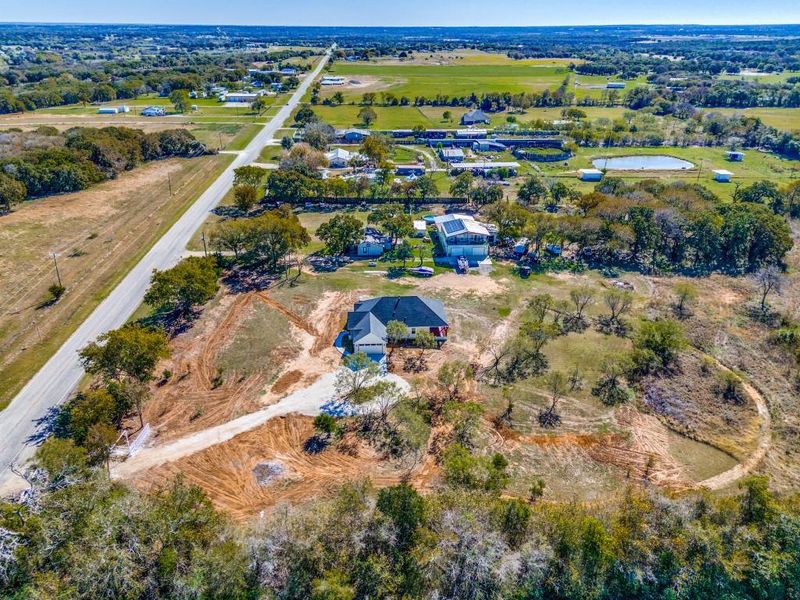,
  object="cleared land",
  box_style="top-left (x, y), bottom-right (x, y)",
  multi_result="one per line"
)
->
top-left (117, 250), bottom-right (772, 515)
top-left (319, 61), bottom-right (646, 103)
top-left (0, 154), bottom-right (234, 408)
